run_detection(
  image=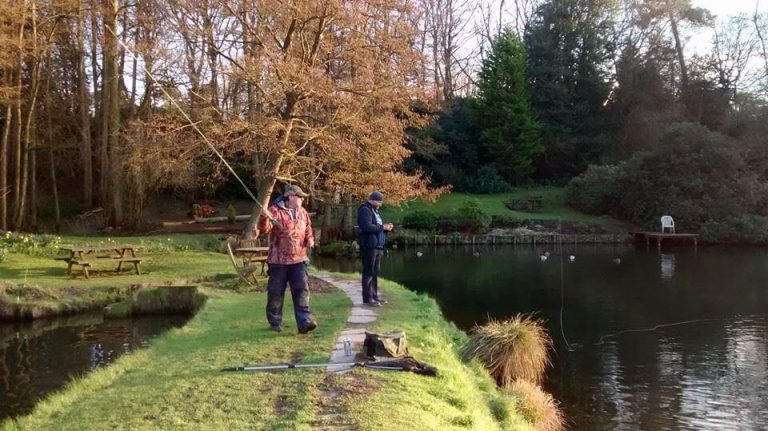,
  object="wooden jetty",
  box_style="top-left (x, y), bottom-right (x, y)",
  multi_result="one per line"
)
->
top-left (633, 232), bottom-right (698, 250)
